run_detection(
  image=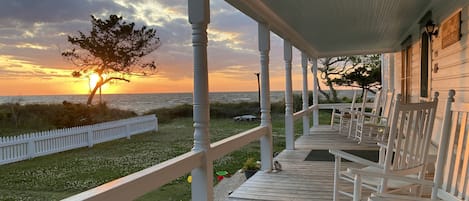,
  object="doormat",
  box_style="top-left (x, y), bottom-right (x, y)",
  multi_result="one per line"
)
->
top-left (304, 150), bottom-right (379, 162)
